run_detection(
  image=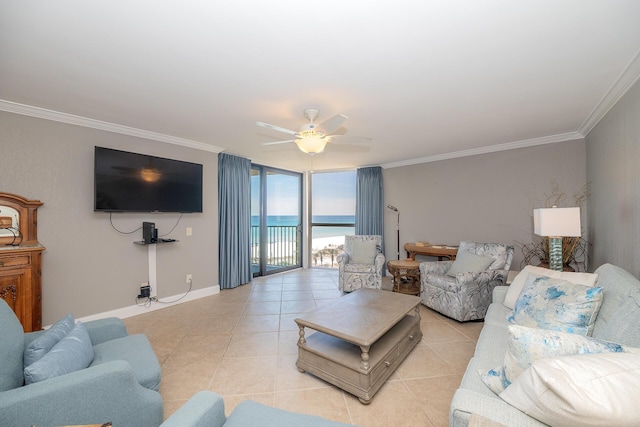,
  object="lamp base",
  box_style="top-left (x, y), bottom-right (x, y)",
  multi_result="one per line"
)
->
top-left (548, 236), bottom-right (563, 271)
